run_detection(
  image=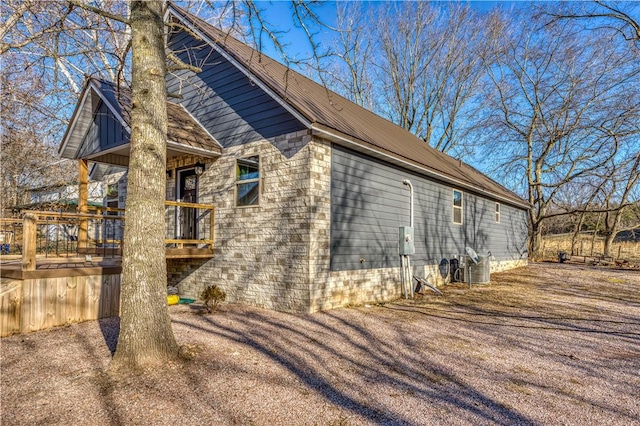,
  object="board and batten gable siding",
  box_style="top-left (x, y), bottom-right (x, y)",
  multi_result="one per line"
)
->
top-left (79, 101), bottom-right (128, 158)
top-left (330, 146), bottom-right (528, 271)
top-left (166, 31), bottom-right (306, 148)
